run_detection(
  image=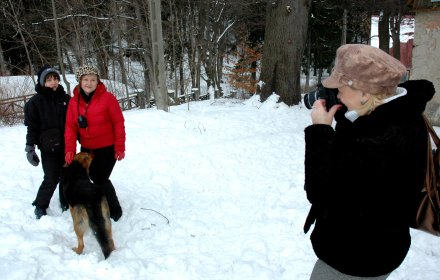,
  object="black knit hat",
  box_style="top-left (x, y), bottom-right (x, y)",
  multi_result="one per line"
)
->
top-left (37, 65), bottom-right (60, 87)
